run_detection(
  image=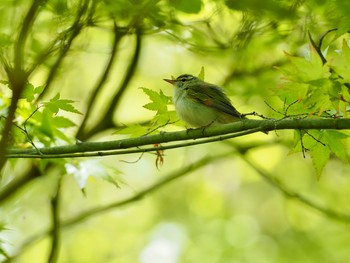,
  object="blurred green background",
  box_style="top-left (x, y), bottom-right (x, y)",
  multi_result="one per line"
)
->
top-left (1, 0), bottom-right (350, 262)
